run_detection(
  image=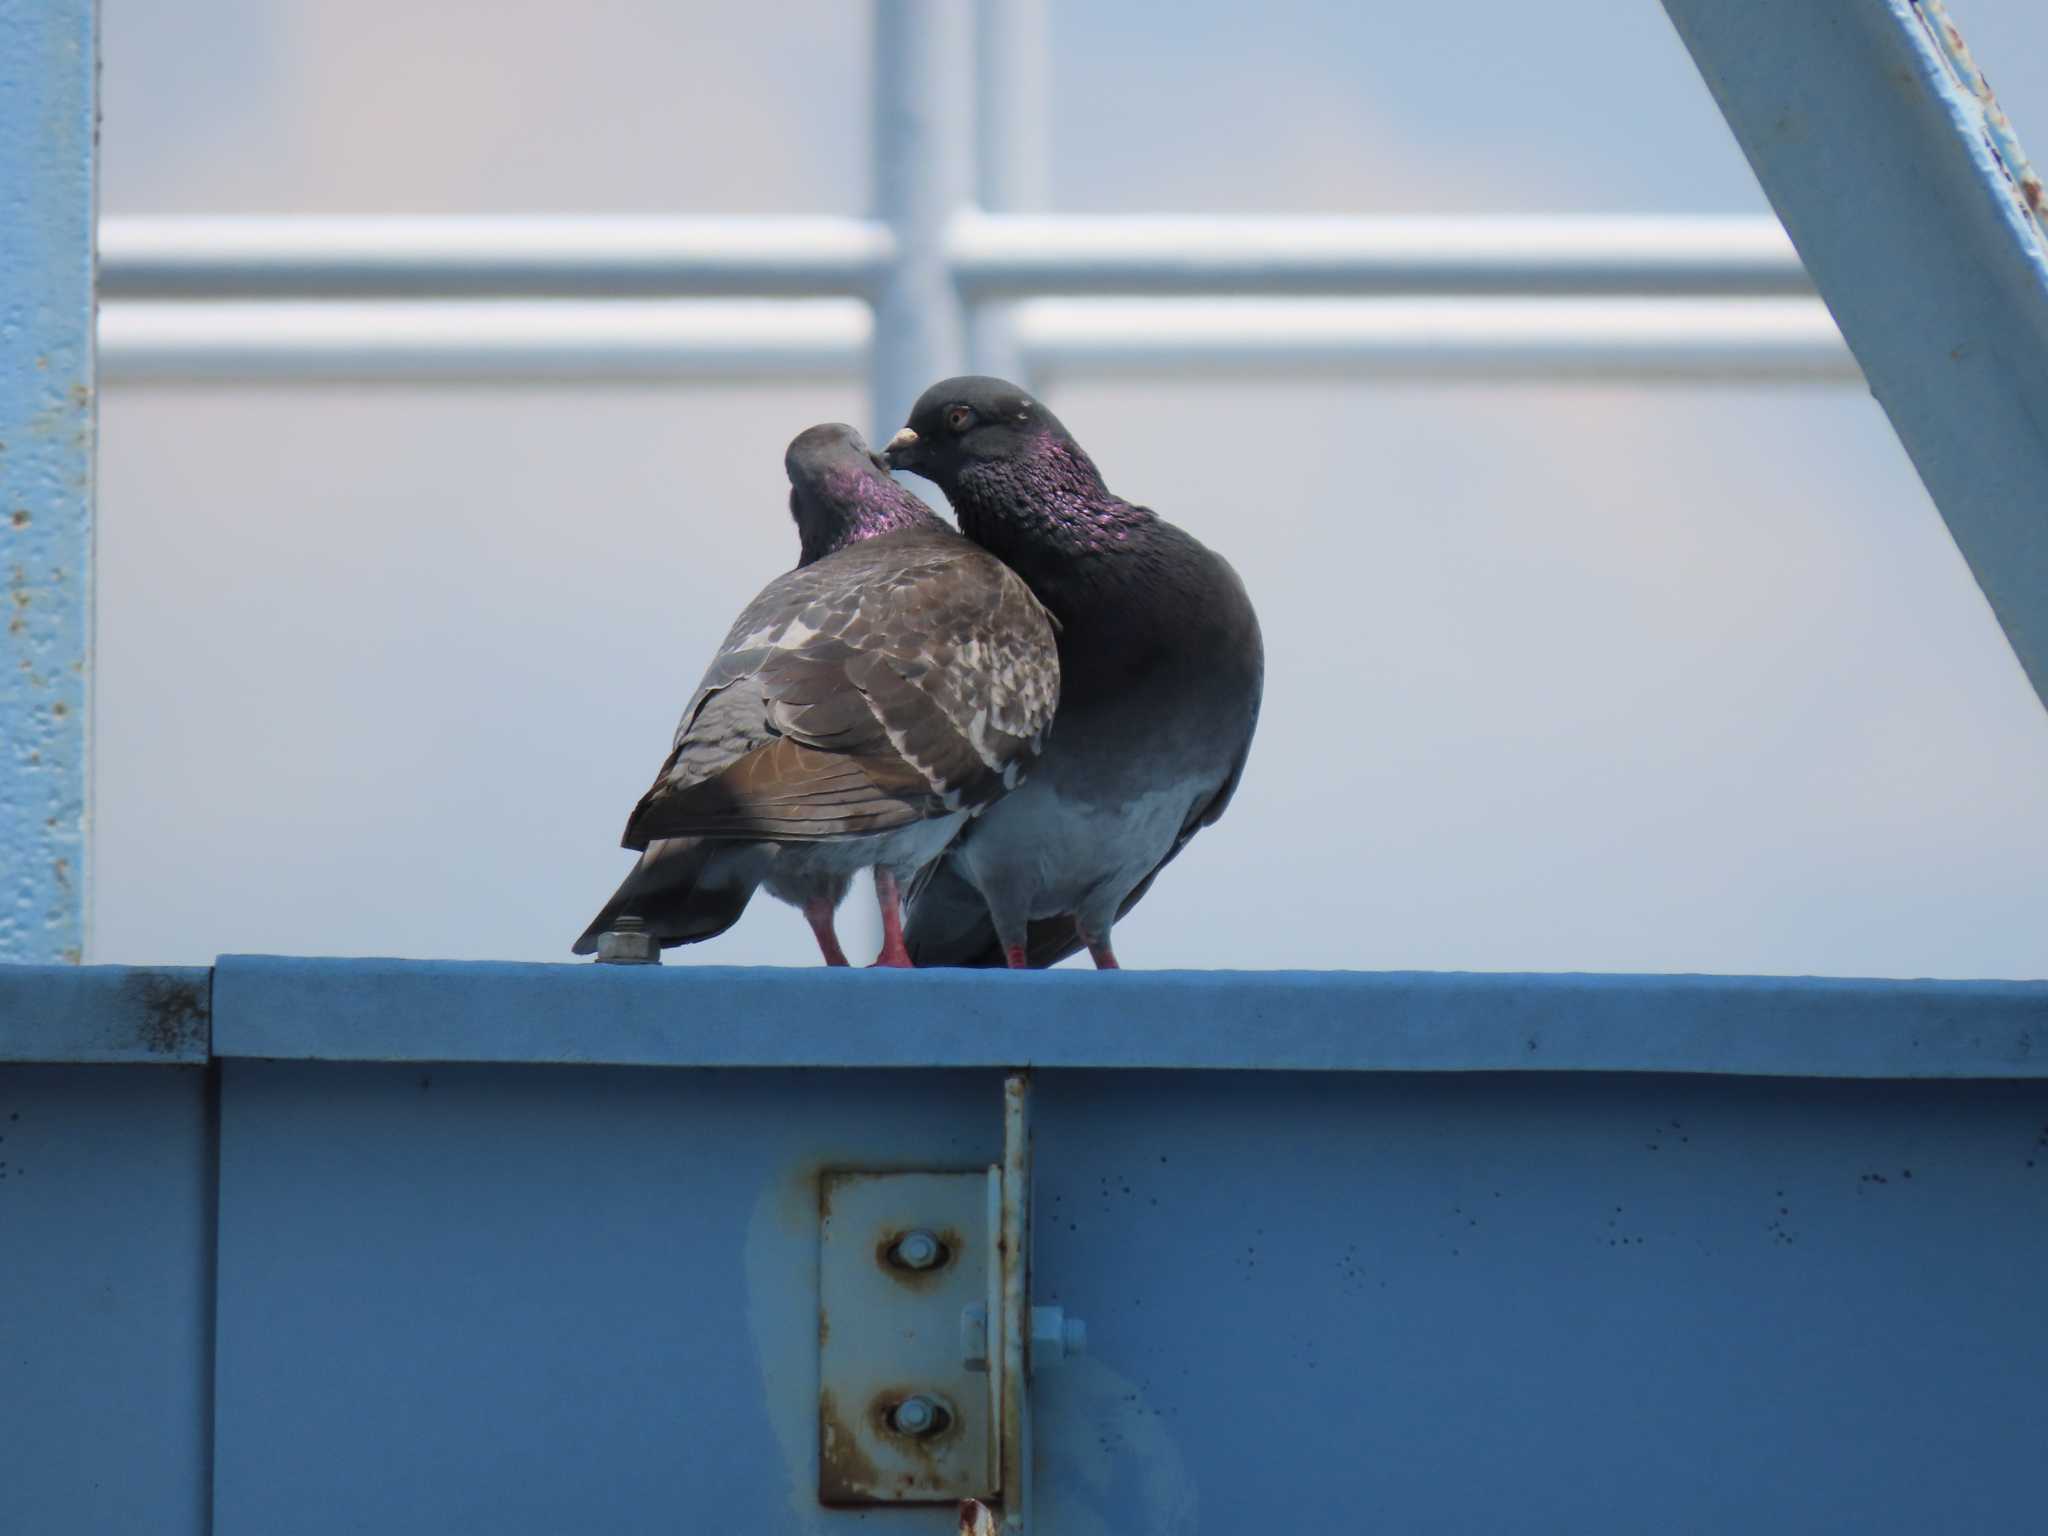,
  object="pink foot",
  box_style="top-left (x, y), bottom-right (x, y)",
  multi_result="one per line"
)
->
top-left (1003, 944), bottom-right (1028, 969)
